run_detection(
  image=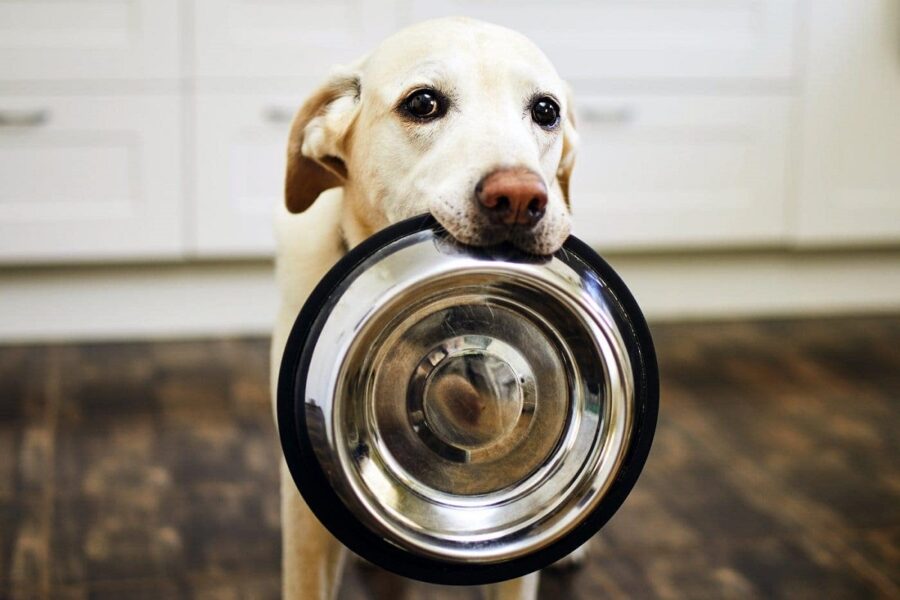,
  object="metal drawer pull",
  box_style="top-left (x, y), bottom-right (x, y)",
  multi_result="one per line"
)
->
top-left (262, 106), bottom-right (294, 124)
top-left (0, 109), bottom-right (50, 127)
top-left (579, 105), bottom-right (636, 124)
